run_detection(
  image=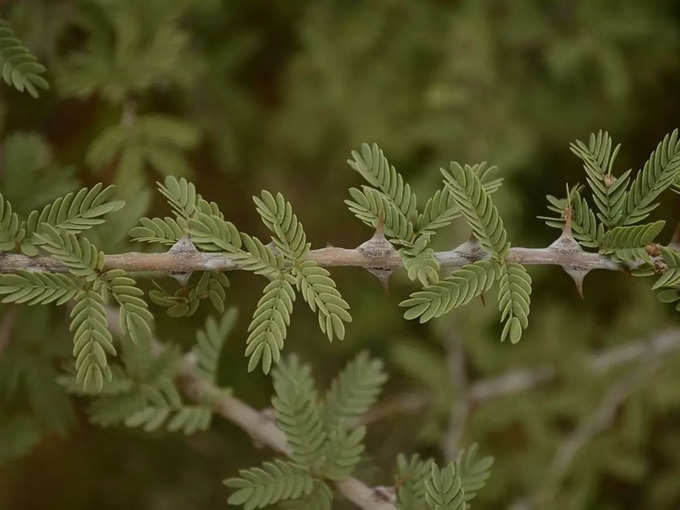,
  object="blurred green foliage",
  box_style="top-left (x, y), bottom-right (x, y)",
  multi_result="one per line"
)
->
top-left (2, 0), bottom-right (680, 509)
